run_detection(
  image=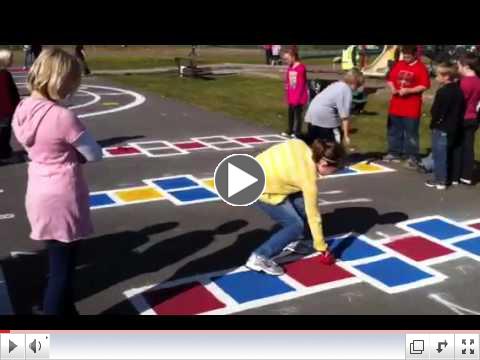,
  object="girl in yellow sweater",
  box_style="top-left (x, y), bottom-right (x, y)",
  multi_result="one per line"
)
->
top-left (246, 139), bottom-right (346, 276)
